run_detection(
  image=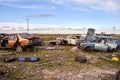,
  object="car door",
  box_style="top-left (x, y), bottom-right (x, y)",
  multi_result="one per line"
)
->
top-left (106, 38), bottom-right (117, 51)
top-left (113, 39), bottom-right (120, 50)
top-left (94, 38), bottom-right (108, 51)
